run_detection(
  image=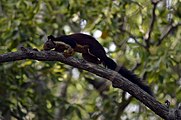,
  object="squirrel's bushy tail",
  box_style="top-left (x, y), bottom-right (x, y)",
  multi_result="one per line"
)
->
top-left (104, 57), bottom-right (153, 96)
